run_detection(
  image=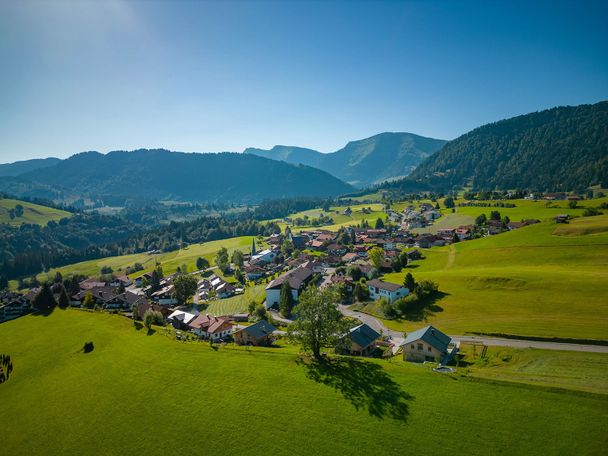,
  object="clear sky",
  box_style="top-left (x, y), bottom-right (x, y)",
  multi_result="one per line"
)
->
top-left (0, 0), bottom-right (606, 163)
